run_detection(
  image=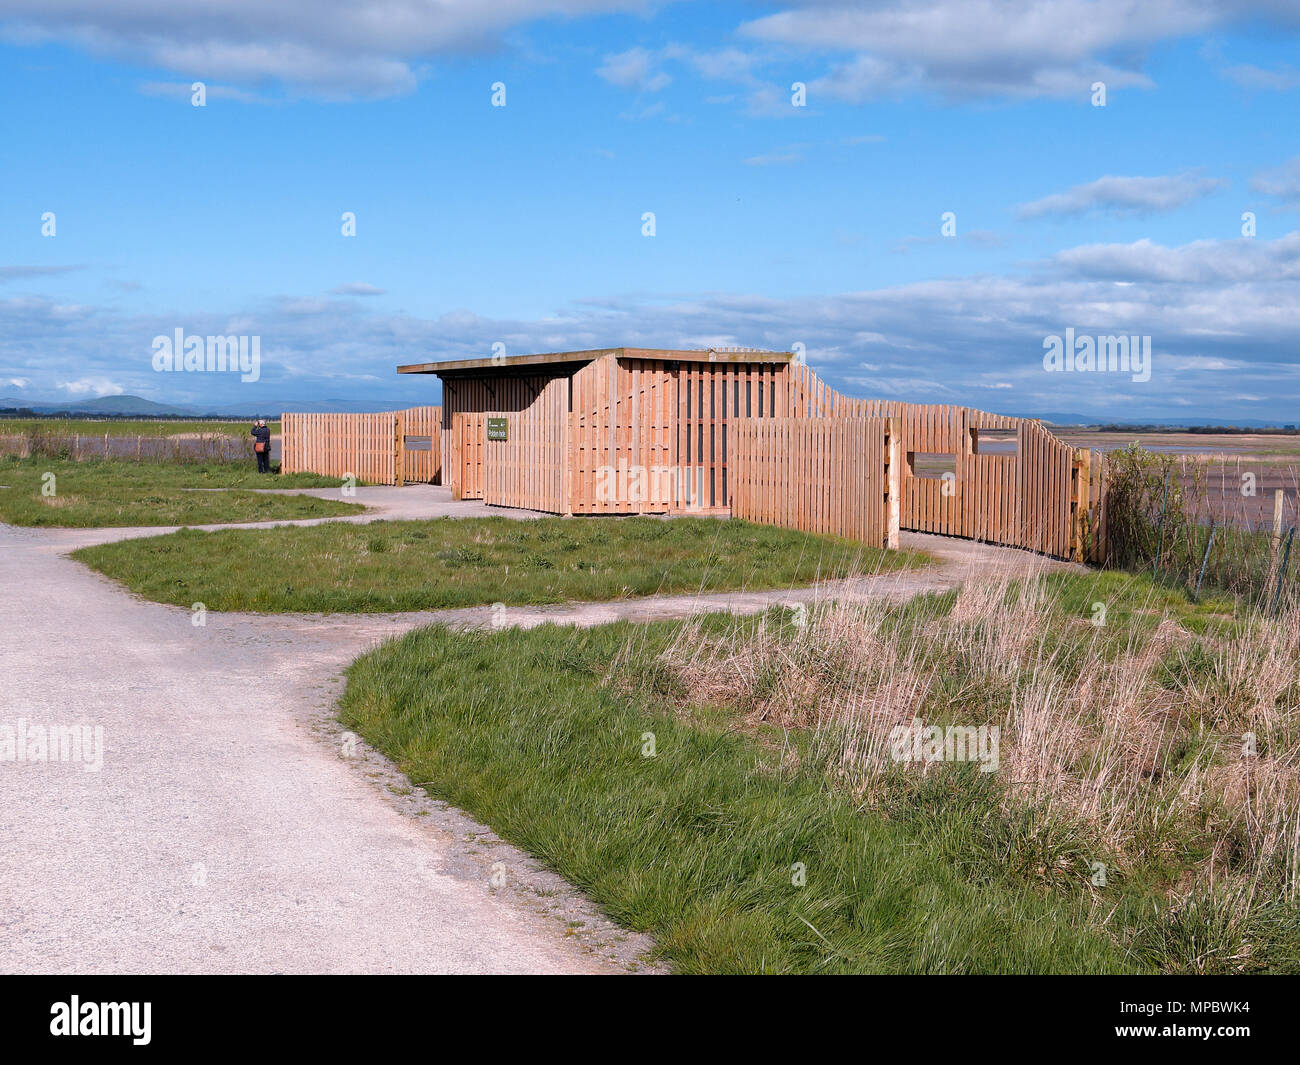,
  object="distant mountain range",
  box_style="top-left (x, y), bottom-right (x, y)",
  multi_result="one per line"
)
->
top-left (1029, 413), bottom-right (1298, 429)
top-left (0, 395), bottom-right (1295, 430)
top-left (0, 394), bottom-right (420, 417)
